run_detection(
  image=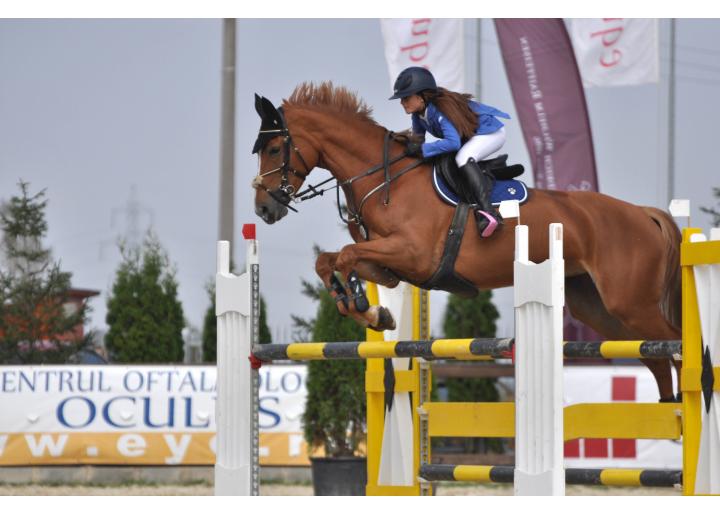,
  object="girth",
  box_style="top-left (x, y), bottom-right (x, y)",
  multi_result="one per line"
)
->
top-left (390, 202), bottom-right (479, 298)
